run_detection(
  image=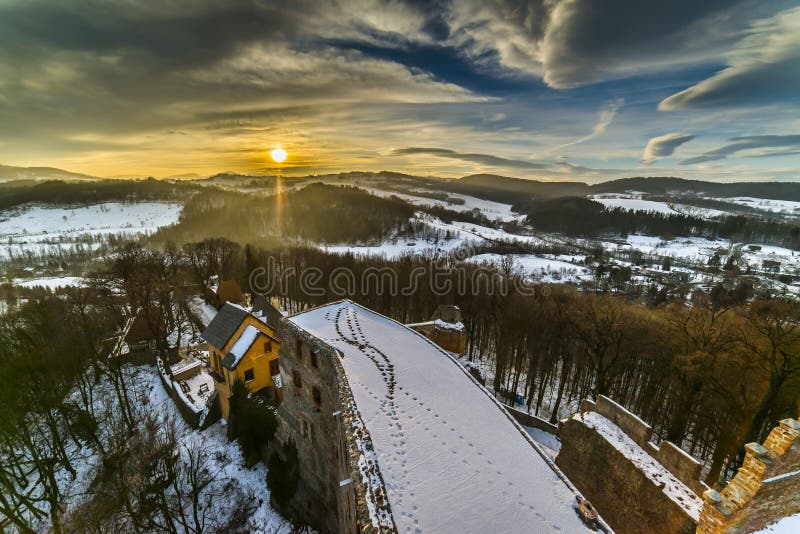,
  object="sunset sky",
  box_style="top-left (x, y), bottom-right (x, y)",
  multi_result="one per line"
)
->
top-left (1, 0), bottom-right (799, 181)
